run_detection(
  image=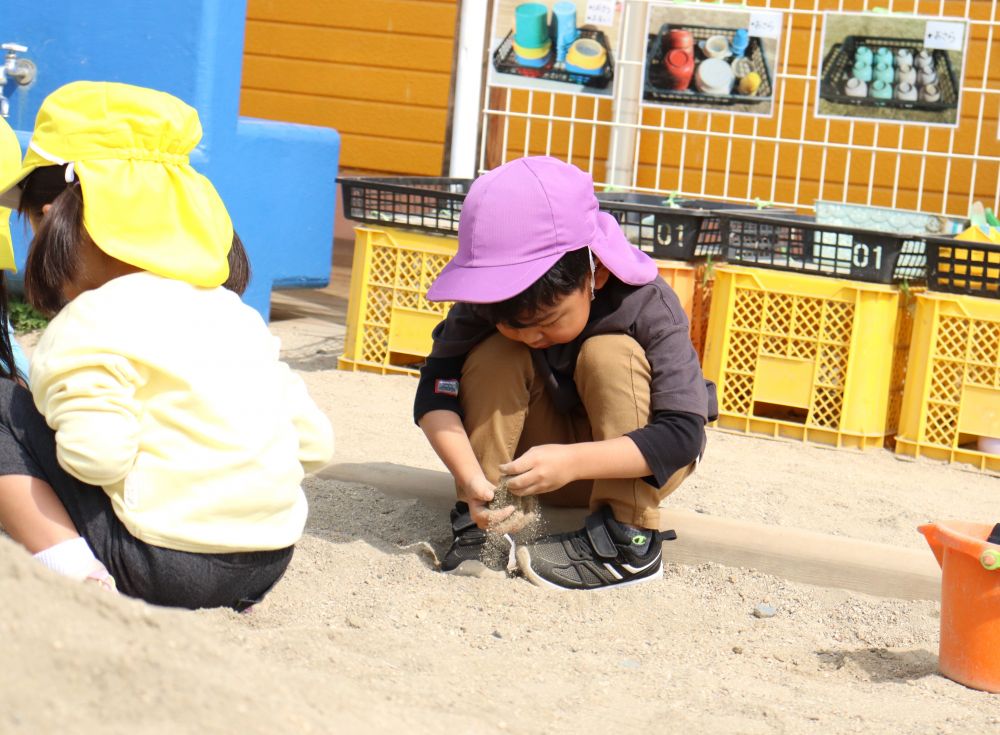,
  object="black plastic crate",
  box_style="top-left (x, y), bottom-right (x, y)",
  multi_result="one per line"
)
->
top-left (492, 28), bottom-right (614, 89)
top-left (925, 235), bottom-right (1000, 298)
top-left (819, 35), bottom-right (959, 112)
top-left (596, 192), bottom-right (781, 260)
top-left (721, 211), bottom-right (927, 284)
top-left (338, 176), bottom-right (471, 236)
top-left (644, 23), bottom-right (774, 107)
